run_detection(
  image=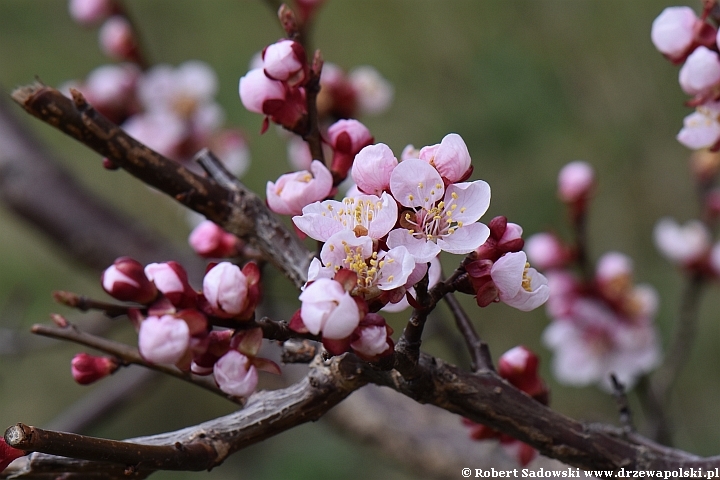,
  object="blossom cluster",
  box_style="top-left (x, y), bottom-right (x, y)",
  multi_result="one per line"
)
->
top-left (651, 4), bottom-right (720, 150)
top-left (282, 133), bottom-right (547, 358)
top-left (526, 161), bottom-right (661, 390)
top-left (82, 257), bottom-right (278, 398)
top-left (463, 346), bottom-right (549, 467)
